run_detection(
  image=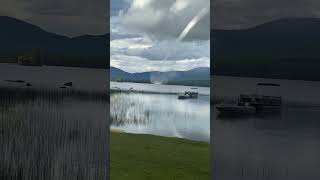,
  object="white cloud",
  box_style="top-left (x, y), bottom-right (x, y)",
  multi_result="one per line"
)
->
top-left (111, 37), bottom-right (153, 50)
top-left (111, 54), bottom-right (210, 73)
top-left (132, 0), bottom-right (152, 9)
top-left (117, 0), bottom-right (210, 40)
top-left (111, 37), bottom-right (209, 60)
top-left (170, 0), bottom-right (189, 13)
